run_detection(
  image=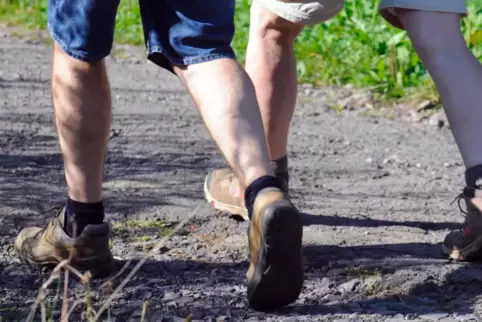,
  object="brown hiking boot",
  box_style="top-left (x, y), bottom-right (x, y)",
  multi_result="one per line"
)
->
top-left (442, 187), bottom-right (482, 261)
top-left (15, 207), bottom-right (113, 277)
top-left (247, 187), bottom-right (303, 311)
top-left (204, 167), bottom-right (289, 221)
